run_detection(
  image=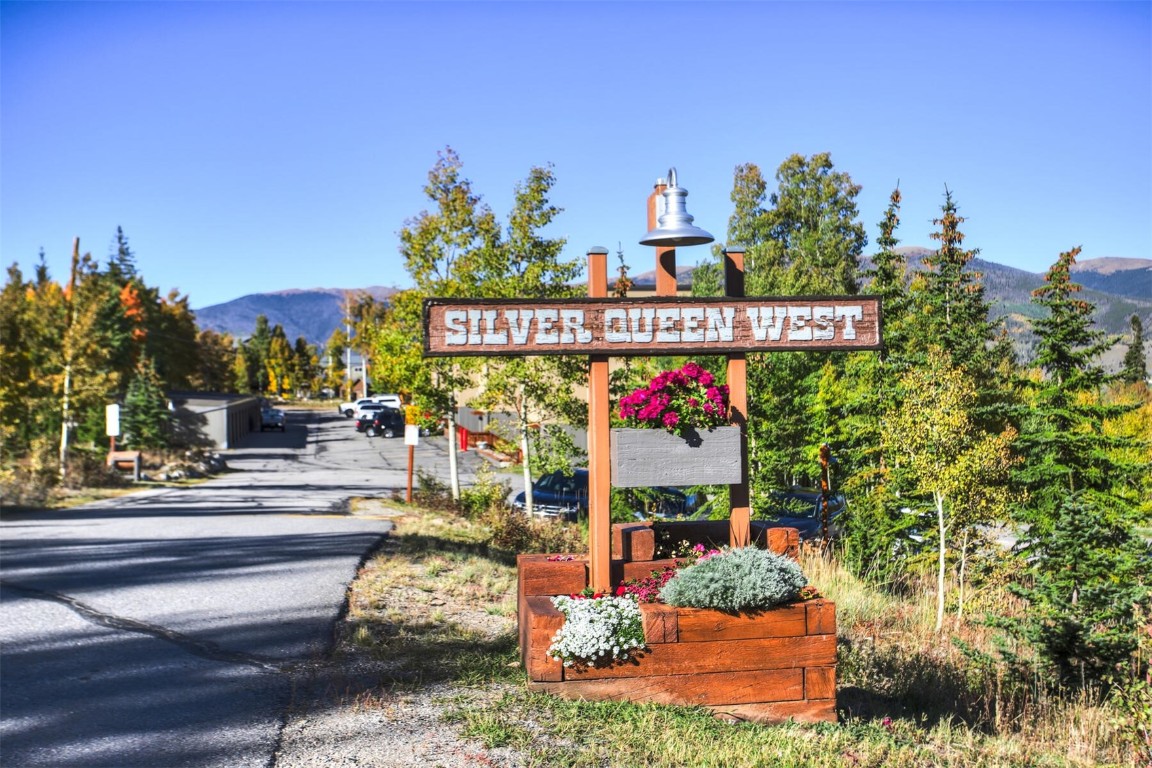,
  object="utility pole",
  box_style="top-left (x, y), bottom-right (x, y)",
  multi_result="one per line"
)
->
top-left (344, 293), bottom-right (352, 401)
top-left (59, 237), bottom-right (80, 480)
